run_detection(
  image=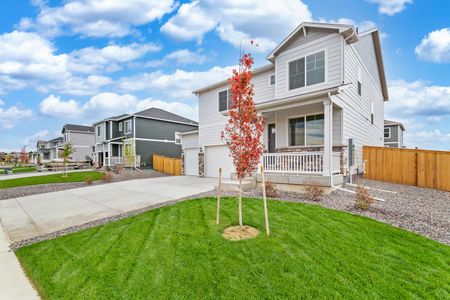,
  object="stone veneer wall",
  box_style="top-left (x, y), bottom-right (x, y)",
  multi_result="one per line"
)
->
top-left (198, 151), bottom-right (204, 177)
